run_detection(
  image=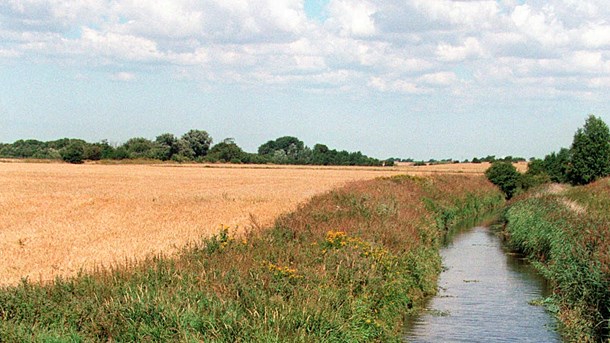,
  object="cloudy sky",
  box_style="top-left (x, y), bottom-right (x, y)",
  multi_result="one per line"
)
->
top-left (2, 0), bottom-right (610, 160)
